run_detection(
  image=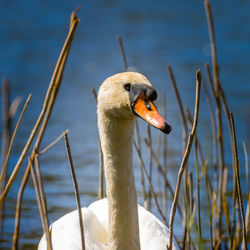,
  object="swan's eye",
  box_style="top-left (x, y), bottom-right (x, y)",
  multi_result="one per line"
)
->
top-left (123, 83), bottom-right (131, 92)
